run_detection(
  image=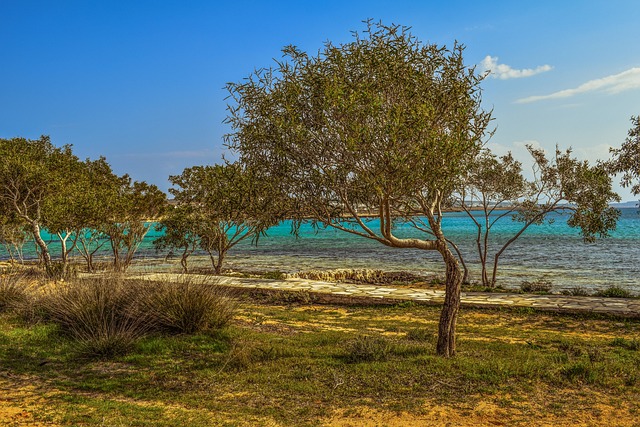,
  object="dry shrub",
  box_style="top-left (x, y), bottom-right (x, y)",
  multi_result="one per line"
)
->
top-left (0, 272), bottom-right (30, 312)
top-left (289, 269), bottom-right (423, 285)
top-left (139, 275), bottom-right (237, 334)
top-left (40, 276), bottom-right (150, 356)
top-left (343, 335), bottom-right (392, 363)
